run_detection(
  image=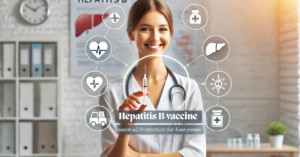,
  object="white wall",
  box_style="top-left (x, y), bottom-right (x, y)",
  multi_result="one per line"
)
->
top-left (278, 0), bottom-right (300, 150)
top-left (0, 0), bottom-right (280, 156)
